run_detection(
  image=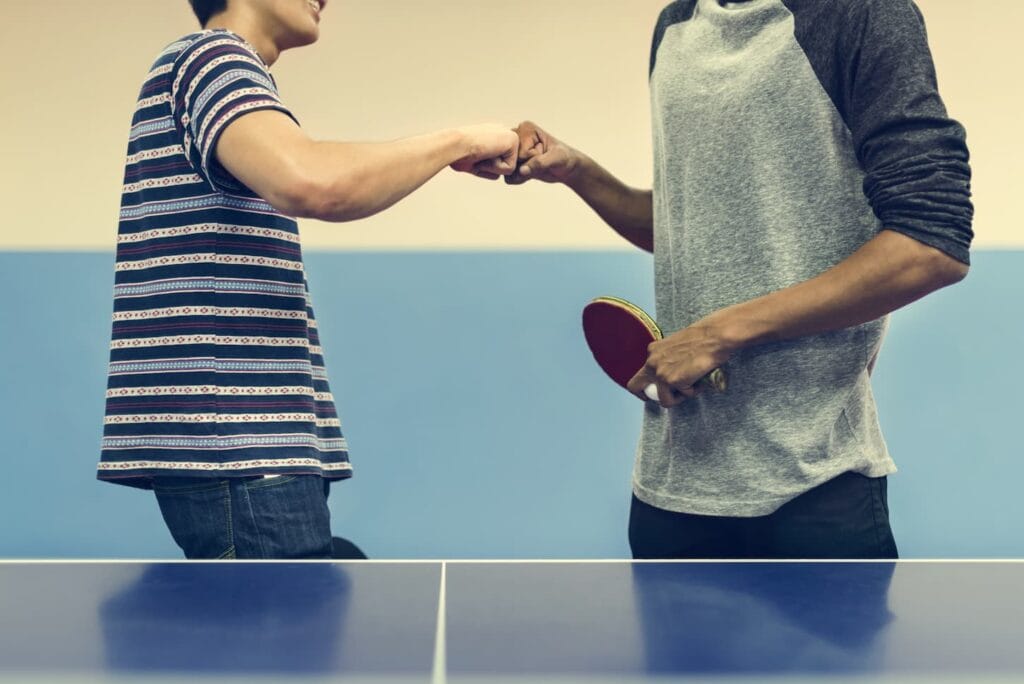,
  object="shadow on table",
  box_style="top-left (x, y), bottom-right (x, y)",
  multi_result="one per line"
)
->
top-left (632, 562), bottom-right (895, 675)
top-left (99, 563), bottom-right (350, 674)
